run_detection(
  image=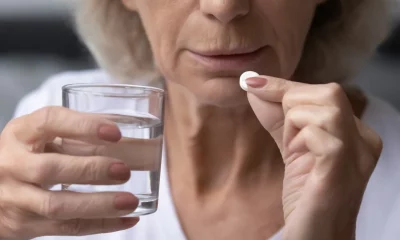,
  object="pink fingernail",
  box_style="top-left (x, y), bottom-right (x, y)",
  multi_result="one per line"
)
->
top-left (98, 125), bottom-right (122, 142)
top-left (121, 218), bottom-right (140, 227)
top-left (114, 193), bottom-right (139, 210)
top-left (109, 163), bottom-right (131, 181)
top-left (246, 77), bottom-right (268, 88)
